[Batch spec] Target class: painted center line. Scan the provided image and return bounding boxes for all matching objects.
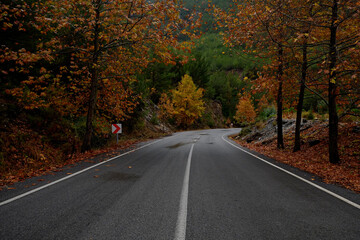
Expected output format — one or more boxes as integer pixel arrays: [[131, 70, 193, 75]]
[[174, 143, 194, 240]]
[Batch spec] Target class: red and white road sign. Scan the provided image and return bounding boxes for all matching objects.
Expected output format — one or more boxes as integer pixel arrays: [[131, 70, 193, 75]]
[[112, 124, 122, 134]]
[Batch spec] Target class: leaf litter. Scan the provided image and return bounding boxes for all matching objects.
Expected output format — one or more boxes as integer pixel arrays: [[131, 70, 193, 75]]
[[232, 122, 360, 192]]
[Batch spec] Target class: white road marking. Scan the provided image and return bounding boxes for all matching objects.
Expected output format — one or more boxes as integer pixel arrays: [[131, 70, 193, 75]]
[[192, 136, 200, 143], [0, 139, 163, 207], [222, 134, 360, 210], [174, 144, 194, 240]]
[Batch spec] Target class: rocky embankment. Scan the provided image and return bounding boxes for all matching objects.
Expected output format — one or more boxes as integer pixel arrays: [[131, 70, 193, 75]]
[[235, 118, 325, 146]]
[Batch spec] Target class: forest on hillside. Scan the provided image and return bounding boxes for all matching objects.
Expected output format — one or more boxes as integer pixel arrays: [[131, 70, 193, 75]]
[[0, 0, 359, 183]]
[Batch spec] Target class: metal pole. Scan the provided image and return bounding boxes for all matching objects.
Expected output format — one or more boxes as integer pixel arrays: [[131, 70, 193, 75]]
[[117, 133, 119, 144]]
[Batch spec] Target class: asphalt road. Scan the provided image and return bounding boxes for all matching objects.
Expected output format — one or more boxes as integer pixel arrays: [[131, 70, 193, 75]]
[[0, 129, 359, 239]]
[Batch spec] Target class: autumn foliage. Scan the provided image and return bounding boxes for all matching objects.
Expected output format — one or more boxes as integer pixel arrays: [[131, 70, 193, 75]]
[[213, 0, 360, 163], [160, 74, 205, 127], [234, 96, 256, 125], [1, 0, 199, 150], [0, 0, 201, 183], [0, 0, 359, 188]]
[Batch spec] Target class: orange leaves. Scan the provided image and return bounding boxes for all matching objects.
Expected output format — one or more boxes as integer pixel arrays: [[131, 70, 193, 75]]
[[159, 93, 175, 121], [234, 96, 256, 124], [40, 0, 189, 131]]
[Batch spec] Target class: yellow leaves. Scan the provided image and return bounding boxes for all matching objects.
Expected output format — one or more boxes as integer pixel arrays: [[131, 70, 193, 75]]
[[160, 75, 205, 127]]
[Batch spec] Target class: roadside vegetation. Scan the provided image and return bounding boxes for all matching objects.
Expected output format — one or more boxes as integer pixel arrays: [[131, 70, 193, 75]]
[[1, 0, 359, 191], [213, 0, 359, 191]]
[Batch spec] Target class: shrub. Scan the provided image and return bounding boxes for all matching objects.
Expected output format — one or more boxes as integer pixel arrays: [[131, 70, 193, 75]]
[[258, 106, 276, 121], [320, 114, 329, 122], [239, 126, 252, 137], [303, 111, 315, 120], [255, 121, 266, 130], [150, 114, 159, 125]]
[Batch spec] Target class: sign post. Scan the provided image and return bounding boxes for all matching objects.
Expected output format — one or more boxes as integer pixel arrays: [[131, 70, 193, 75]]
[[112, 123, 122, 144]]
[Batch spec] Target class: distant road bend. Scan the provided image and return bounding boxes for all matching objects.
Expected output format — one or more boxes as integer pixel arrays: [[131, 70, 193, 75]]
[[0, 129, 359, 239]]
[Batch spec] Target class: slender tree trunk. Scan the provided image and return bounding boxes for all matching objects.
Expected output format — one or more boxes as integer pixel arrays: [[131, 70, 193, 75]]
[[82, 2, 101, 152], [328, 0, 340, 164], [294, 37, 308, 152], [277, 45, 284, 149]]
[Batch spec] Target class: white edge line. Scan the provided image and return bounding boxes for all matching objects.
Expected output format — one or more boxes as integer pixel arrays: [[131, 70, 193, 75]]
[[174, 143, 194, 240], [222, 134, 360, 210], [0, 139, 163, 207]]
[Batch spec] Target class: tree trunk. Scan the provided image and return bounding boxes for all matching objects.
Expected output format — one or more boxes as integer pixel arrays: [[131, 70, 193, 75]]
[[82, 2, 101, 152], [277, 46, 284, 149], [328, 0, 340, 164], [294, 37, 308, 152], [82, 65, 99, 152]]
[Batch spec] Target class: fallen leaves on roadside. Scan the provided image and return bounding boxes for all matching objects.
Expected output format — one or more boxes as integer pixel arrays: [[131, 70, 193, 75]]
[[232, 122, 360, 193], [0, 137, 147, 188]]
